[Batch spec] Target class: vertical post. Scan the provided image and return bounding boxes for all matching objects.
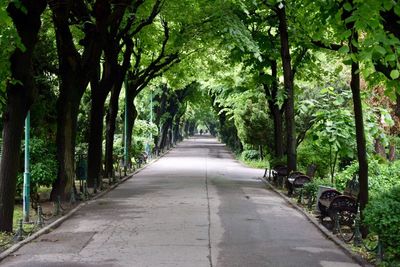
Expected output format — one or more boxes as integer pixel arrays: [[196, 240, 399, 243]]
[[124, 76, 128, 175], [148, 90, 153, 159], [23, 111, 30, 223]]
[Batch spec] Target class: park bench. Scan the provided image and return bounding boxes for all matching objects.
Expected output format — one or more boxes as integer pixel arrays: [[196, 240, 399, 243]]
[[263, 164, 283, 180], [135, 152, 148, 168], [270, 165, 288, 187], [287, 172, 311, 196], [318, 178, 359, 230]]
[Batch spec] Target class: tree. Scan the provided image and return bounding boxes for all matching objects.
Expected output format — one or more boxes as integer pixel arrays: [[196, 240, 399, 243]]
[[0, 0, 47, 232], [122, 18, 179, 170], [48, 0, 112, 200], [103, 0, 164, 180]]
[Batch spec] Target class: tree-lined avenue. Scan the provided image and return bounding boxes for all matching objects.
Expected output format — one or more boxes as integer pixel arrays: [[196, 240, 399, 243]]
[[1, 136, 359, 267]]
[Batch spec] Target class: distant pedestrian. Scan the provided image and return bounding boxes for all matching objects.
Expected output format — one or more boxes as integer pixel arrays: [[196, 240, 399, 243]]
[[200, 129, 203, 135]]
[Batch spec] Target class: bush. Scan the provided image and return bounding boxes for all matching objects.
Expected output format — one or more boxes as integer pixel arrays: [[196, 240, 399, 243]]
[[17, 137, 57, 196], [303, 178, 334, 198], [297, 139, 330, 178], [335, 159, 400, 197], [241, 150, 260, 161], [364, 185, 400, 262]]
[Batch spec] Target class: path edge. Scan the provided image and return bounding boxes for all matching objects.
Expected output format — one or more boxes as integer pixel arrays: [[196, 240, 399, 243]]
[[0, 147, 172, 262], [259, 177, 373, 267]]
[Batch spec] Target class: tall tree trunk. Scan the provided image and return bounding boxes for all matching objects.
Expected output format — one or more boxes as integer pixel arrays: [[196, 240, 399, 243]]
[[153, 85, 168, 154], [0, 1, 46, 232], [87, 57, 117, 187], [173, 116, 182, 144], [158, 119, 173, 151], [342, 3, 368, 234], [51, 90, 82, 200], [388, 144, 396, 161], [87, 85, 108, 187], [264, 60, 284, 158], [351, 52, 368, 224], [125, 87, 138, 166], [277, 3, 296, 171], [104, 70, 125, 178], [374, 139, 386, 159], [49, 17, 88, 200]]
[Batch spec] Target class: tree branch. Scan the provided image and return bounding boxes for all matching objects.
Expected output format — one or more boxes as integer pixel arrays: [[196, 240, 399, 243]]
[[311, 40, 342, 51]]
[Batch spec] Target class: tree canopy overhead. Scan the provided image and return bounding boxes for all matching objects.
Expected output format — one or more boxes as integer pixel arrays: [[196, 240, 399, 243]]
[[0, 1, 400, 260]]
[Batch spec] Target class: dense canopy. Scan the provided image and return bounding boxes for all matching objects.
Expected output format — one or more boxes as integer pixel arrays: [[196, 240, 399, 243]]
[[0, 0, 400, 263]]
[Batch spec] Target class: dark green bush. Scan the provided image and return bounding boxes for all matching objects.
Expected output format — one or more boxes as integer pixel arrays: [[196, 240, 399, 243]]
[[303, 178, 334, 200], [241, 150, 260, 161], [335, 159, 400, 196], [17, 137, 57, 196], [364, 185, 400, 262], [297, 139, 330, 178]]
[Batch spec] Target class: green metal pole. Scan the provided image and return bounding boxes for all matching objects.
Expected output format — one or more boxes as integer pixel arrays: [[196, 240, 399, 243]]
[[23, 111, 30, 222], [124, 76, 128, 175]]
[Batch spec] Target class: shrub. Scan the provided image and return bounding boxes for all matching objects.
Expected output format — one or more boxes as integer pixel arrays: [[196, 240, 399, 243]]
[[241, 150, 260, 161], [297, 139, 330, 178], [364, 185, 400, 262], [17, 137, 57, 196], [303, 178, 334, 200], [335, 159, 400, 197]]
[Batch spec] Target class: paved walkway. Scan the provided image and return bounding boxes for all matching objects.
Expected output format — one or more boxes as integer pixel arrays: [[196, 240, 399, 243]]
[[1, 136, 360, 267]]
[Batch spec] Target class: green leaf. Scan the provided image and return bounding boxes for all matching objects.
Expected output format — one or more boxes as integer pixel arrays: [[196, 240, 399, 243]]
[[343, 59, 353, 65], [385, 54, 396, 62], [390, 69, 399, 80], [343, 3, 352, 11], [338, 46, 349, 54], [374, 45, 387, 56], [395, 4, 400, 16], [383, 0, 393, 10]]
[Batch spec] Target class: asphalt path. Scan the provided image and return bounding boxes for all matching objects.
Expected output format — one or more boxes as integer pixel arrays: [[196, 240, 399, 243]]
[[1, 136, 360, 267]]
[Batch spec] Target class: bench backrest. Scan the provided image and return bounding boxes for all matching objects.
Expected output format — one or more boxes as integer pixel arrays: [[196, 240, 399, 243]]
[[275, 166, 288, 176], [288, 171, 304, 179], [293, 175, 311, 187], [306, 163, 317, 178], [343, 177, 359, 199]]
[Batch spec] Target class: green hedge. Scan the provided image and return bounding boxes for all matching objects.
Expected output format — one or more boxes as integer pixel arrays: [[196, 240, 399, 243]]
[[241, 150, 260, 161], [364, 185, 400, 262]]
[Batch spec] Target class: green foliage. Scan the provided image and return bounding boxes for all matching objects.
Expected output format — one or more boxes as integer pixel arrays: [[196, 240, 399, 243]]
[[17, 137, 57, 195], [132, 119, 158, 156], [0, 3, 21, 108], [297, 139, 330, 178], [235, 92, 272, 147], [335, 159, 400, 196], [308, 87, 356, 180], [241, 149, 260, 161], [364, 185, 400, 262], [303, 178, 334, 200], [239, 150, 270, 169]]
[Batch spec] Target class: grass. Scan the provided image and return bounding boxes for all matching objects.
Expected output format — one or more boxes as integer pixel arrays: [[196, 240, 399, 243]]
[[239, 158, 269, 169], [0, 205, 38, 249]]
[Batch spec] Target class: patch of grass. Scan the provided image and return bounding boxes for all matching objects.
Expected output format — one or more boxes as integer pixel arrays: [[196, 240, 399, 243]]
[[0, 205, 38, 249], [240, 158, 269, 169]]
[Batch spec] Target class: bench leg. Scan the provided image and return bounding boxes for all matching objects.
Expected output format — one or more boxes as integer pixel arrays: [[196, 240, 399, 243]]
[[333, 212, 340, 234]]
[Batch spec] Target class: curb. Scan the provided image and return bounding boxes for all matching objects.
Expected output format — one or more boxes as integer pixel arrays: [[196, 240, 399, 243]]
[[259, 177, 373, 267], [0, 147, 173, 262]]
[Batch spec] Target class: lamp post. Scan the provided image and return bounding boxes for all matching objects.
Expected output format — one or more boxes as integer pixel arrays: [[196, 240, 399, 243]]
[[23, 111, 30, 222]]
